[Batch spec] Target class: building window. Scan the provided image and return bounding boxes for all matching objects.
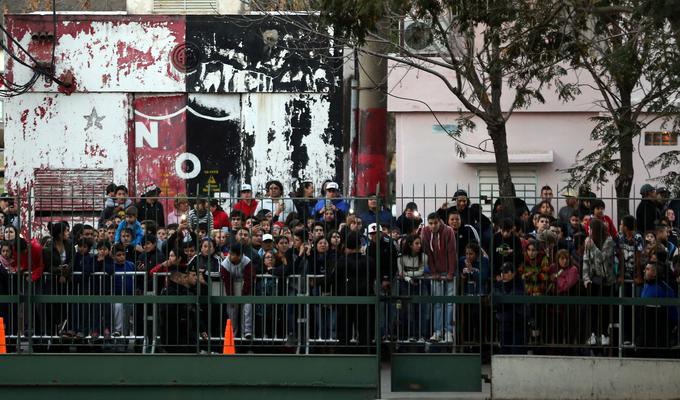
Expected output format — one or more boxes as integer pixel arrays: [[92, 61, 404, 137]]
[[645, 131, 678, 146], [478, 169, 537, 217], [153, 0, 218, 14]]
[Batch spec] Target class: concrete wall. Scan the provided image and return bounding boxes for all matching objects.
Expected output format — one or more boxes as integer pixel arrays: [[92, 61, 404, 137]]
[[492, 355, 680, 400]]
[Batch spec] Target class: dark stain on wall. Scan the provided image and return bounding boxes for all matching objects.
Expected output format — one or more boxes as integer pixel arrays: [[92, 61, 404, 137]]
[[186, 15, 342, 93]]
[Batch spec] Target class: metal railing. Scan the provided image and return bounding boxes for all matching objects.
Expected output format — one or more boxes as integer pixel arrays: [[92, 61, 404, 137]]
[[0, 188, 678, 359]]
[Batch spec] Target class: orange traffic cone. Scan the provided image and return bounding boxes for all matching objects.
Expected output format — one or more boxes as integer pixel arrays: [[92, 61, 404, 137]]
[[223, 319, 235, 355], [0, 317, 6, 354]]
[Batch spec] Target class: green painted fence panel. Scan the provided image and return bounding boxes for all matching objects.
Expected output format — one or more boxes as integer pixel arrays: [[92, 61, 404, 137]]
[[0, 354, 377, 400], [391, 353, 481, 392]]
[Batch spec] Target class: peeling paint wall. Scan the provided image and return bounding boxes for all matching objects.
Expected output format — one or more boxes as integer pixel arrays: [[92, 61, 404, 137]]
[[242, 93, 338, 193], [6, 15, 185, 93], [4, 93, 129, 188], [4, 14, 344, 203], [187, 15, 340, 94]]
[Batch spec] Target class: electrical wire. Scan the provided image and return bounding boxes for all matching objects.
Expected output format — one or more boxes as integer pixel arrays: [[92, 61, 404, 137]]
[[0, 1, 71, 91]]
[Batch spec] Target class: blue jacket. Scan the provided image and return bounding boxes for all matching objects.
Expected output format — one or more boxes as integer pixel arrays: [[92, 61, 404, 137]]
[[107, 261, 135, 295], [313, 197, 350, 219], [642, 280, 678, 322], [359, 209, 395, 227], [114, 220, 144, 246]]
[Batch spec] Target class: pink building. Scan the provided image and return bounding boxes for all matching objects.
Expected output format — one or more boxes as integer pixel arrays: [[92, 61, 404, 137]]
[[387, 61, 678, 215]]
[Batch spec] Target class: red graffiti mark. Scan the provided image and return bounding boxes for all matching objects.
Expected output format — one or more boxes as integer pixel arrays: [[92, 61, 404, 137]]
[[102, 73, 111, 85], [35, 106, 46, 119], [20, 110, 29, 127], [117, 41, 156, 74], [84, 143, 108, 158]]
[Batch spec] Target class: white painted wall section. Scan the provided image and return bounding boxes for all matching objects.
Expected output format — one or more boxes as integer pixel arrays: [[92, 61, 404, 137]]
[[492, 355, 680, 400], [4, 93, 129, 188], [242, 93, 336, 192]]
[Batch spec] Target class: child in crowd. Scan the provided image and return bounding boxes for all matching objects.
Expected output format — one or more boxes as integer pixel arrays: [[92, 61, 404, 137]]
[[188, 197, 214, 233], [115, 206, 144, 247], [494, 263, 526, 354], [108, 244, 135, 337], [519, 239, 550, 296], [0, 241, 13, 272]]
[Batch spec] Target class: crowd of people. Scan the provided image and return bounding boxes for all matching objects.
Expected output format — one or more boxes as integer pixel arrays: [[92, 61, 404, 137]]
[[0, 179, 678, 355]]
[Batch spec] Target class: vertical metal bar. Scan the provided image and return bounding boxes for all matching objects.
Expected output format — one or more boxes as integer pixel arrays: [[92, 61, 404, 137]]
[[25, 187, 34, 353], [374, 185, 381, 400]]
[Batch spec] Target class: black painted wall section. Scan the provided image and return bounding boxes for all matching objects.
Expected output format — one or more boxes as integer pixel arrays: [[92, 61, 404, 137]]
[[186, 96, 242, 196], [186, 15, 342, 93], [182, 15, 344, 194]]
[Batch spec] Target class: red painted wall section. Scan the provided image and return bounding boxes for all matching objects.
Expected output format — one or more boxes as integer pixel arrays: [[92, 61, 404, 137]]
[[355, 108, 387, 197], [5, 15, 185, 93], [133, 95, 187, 216]]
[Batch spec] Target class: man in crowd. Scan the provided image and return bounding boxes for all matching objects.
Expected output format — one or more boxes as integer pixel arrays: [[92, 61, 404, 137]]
[[636, 184, 660, 234], [531, 185, 554, 215], [420, 212, 457, 343], [136, 184, 165, 228]]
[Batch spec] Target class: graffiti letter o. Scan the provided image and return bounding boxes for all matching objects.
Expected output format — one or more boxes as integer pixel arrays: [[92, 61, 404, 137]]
[[175, 152, 201, 179]]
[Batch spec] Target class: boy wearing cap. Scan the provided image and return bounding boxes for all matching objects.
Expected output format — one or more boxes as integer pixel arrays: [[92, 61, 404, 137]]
[[312, 181, 349, 221], [557, 188, 579, 225], [232, 184, 259, 218], [636, 184, 660, 234], [258, 233, 275, 258], [256, 180, 296, 223], [494, 262, 526, 353], [136, 184, 165, 228]]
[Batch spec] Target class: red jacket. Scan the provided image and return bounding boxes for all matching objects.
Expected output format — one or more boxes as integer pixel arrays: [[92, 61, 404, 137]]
[[12, 238, 44, 282], [232, 199, 258, 218], [220, 259, 255, 296], [212, 209, 230, 229], [584, 214, 618, 238], [420, 223, 457, 275]]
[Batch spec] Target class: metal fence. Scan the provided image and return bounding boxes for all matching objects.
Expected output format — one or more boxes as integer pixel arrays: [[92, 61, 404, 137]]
[[0, 187, 678, 359]]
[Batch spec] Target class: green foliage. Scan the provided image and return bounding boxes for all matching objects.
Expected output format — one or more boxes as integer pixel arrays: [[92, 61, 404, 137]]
[[647, 150, 680, 196], [559, 0, 680, 196]]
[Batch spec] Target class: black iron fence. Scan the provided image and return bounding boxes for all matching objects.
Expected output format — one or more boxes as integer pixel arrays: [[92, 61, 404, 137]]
[[0, 188, 678, 358]]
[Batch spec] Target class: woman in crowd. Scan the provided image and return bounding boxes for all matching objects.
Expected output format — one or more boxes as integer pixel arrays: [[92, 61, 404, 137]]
[[582, 218, 616, 347], [167, 194, 190, 226]]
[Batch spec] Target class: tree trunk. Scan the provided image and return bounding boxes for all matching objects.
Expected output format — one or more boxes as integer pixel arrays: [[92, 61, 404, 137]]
[[615, 123, 634, 221], [488, 121, 517, 217], [615, 87, 635, 221]]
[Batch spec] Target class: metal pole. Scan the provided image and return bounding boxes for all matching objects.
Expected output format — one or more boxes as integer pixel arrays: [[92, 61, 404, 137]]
[[25, 187, 34, 353], [375, 186, 382, 399]]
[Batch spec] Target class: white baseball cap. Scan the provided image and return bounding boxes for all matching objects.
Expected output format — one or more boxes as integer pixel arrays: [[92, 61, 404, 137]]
[[262, 233, 274, 242], [367, 223, 380, 234], [240, 184, 252, 192], [326, 182, 339, 190]]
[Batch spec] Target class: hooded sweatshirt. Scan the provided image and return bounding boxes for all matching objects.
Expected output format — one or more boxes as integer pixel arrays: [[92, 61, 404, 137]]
[[420, 223, 457, 275]]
